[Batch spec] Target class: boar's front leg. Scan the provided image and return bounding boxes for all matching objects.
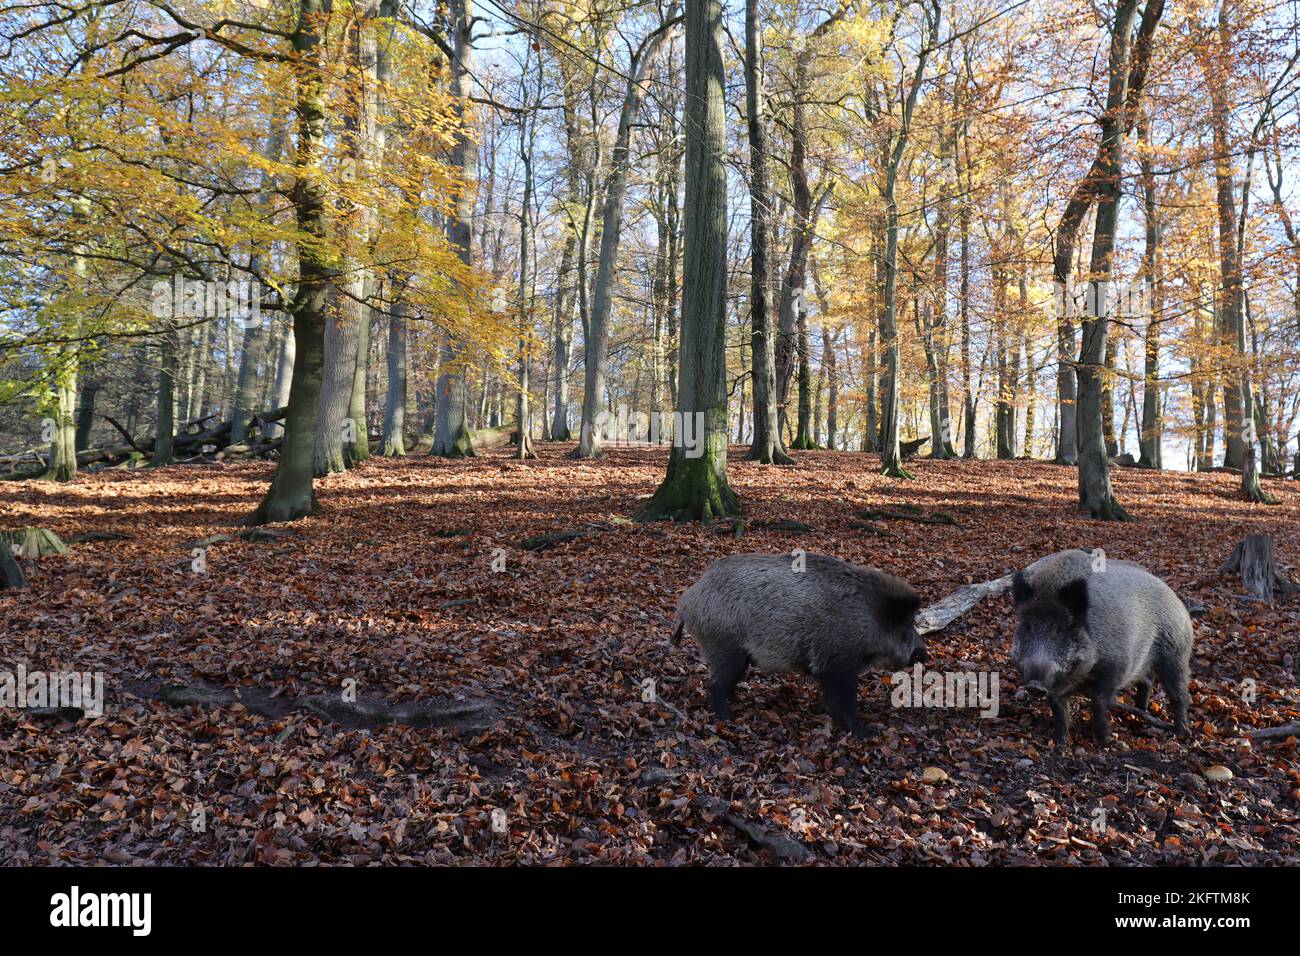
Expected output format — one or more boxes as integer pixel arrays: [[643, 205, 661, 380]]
[[1048, 695, 1070, 747], [1090, 680, 1123, 745], [817, 666, 868, 738], [707, 649, 749, 721]]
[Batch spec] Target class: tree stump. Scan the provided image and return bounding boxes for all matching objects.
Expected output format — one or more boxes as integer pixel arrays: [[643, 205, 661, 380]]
[[0, 528, 67, 558], [1219, 534, 1295, 601], [0, 542, 25, 589]]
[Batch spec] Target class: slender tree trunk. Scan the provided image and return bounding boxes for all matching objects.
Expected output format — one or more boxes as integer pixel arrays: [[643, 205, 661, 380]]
[[1201, 6, 1271, 500], [879, 2, 937, 478], [573, 13, 678, 458], [1137, 111, 1163, 468], [744, 0, 777, 464], [269, 314, 295, 439], [431, 0, 476, 458], [1076, 0, 1142, 521], [346, 285, 372, 466]]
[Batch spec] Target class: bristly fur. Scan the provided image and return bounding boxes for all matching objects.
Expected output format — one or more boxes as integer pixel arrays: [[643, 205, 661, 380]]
[[1056, 578, 1089, 620], [1013, 549, 1195, 743], [1012, 570, 1034, 607], [873, 575, 922, 631], [672, 552, 928, 735]]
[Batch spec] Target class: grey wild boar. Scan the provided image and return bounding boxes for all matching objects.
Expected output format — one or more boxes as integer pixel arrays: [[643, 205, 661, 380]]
[[671, 553, 926, 737], [1011, 549, 1194, 746]]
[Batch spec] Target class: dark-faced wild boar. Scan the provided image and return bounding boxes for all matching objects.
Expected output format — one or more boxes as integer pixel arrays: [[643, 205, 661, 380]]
[[1011, 549, 1194, 746], [671, 553, 926, 737]]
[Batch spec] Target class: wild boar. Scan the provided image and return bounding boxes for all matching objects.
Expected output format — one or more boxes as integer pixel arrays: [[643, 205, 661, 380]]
[[671, 553, 926, 737], [1011, 549, 1194, 745]]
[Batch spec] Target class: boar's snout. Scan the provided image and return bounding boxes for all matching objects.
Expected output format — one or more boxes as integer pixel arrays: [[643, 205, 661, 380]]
[[1023, 682, 1048, 698], [909, 646, 928, 665]]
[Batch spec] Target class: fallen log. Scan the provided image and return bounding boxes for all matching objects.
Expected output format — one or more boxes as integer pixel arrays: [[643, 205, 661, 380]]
[[1219, 534, 1295, 601], [76, 444, 137, 467], [102, 416, 151, 455], [66, 531, 132, 544], [854, 504, 959, 527], [1246, 722, 1300, 743], [915, 575, 1013, 635], [220, 436, 283, 459], [1112, 702, 1175, 732], [900, 436, 930, 458]]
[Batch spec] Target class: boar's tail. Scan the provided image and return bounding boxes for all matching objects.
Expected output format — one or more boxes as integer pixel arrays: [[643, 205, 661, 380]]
[[670, 620, 684, 646]]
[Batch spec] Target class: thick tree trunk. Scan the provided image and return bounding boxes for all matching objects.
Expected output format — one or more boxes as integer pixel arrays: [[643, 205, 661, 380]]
[[248, 0, 333, 525], [639, 0, 738, 522], [314, 289, 362, 476], [74, 379, 99, 454], [45, 349, 78, 481], [151, 326, 178, 467]]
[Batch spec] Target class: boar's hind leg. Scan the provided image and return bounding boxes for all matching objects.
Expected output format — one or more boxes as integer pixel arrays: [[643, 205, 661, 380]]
[[1048, 695, 1070, 747], [708, 650, 749, 721], [1155, 648, 1191, 738], [817, 667, 868, 738]]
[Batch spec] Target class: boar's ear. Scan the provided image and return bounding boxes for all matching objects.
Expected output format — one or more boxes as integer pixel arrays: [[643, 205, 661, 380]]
[[878, 587, 922, 631], [1011, 571, 1033, 608], [1057, 578, 1089, 622]]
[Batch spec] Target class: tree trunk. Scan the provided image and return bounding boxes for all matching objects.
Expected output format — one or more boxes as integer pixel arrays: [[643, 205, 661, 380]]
[[1137, 111, 1162, 469], [1201, 6, 1270, 501], [431, 0, 476, 458], [744, 0, 777, 465], [381, 297, 408, 456], [269, 314, 294, 440], [879, 3, 937, 478], [247, 0, 332, 525], [639, 0, 738, 522], [1076, 0, 1142, 521], [572, 12, 677, 458], [74, 378, 99, 454], [151, 326, 178, 467]]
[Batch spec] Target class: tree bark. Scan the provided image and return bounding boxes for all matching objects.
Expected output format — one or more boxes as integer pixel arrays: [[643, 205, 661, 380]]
[[150, 326, 178, 467], [744, 0, 778, 464], [431, 0, 476, 458], [248, 0, 333, 525], [572, 12, 678, 458], [1076, 0, 1143, 521], [638, 0, 738, 522]]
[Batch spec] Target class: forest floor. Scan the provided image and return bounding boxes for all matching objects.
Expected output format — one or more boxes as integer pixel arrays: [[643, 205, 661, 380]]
[[1, 445, 1298, 865]]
